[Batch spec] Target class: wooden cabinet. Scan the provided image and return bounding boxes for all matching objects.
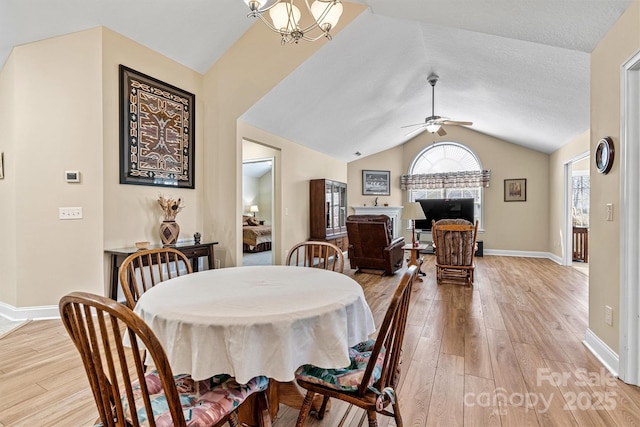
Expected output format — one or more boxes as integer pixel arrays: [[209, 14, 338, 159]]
[[310, 179, 349, 251]]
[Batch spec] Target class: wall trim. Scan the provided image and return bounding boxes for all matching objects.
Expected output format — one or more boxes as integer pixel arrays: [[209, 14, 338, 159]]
[[483, 249, 559, 262], [619, 48, 640, 385], [0, 301, 60, 321], [583, 328, 620, 377]]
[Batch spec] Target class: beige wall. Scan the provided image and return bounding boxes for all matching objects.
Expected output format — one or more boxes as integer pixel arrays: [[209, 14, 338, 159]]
[[0, 48, 16, 304], [1, 29, 105, 306], [548, 130, 590, 259], [349, 126, 551, 252], [0, 2, 366, 309], [348, 146, 405, 210], [0, 28, 206, 306], [589, 1, 640, 353], [101, 28, 204, 251], [201, 3, 366, 269], [240, 124, 347, 264]]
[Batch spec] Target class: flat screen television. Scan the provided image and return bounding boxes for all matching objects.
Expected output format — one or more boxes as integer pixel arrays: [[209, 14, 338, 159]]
[[414, 198, 475, 231]]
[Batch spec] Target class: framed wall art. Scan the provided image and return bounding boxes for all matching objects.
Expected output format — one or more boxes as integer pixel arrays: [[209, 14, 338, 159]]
[[119, 65, 195, 188], [0, 152, 4, 179], [362, 170, 390, 196], [504, 178, 527, 202]]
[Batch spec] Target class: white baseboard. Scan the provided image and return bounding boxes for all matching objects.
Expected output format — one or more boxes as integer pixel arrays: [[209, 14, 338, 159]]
[[483, 249, 557, 261], [583, 328, 619, 377], [0, 301, 60, 321]]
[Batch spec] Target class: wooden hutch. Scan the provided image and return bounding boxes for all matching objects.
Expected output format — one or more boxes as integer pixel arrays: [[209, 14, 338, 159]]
[[309, 179, 348, 251]]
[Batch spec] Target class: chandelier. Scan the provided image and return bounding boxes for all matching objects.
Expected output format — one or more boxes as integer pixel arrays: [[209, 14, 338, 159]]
[[243, 0, 344, 44]]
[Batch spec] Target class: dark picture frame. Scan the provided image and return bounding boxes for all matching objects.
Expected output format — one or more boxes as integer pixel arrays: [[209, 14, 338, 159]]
[[362, 170, 391, 196], [119, 65, 195, 188], [504, 178, 527, 202], [0, 152, 4, 179]]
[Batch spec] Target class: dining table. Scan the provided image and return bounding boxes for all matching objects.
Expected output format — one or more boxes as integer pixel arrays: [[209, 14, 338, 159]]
[[133, 265, 376, 424]]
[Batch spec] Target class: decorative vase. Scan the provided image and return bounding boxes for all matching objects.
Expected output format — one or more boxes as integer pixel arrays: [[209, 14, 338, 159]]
[[160, 220, 180, 245]]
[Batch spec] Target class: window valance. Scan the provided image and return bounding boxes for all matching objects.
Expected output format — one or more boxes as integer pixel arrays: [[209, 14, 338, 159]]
[[400, 170, 491, 190]]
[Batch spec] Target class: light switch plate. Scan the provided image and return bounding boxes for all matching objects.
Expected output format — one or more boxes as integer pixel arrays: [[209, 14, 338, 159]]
[[59, 207, 83, 219]]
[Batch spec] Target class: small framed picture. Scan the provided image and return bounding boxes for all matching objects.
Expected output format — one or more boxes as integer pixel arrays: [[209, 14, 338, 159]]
[[504, 178, 526, 202], [0, 152, 4, 179], [362, 170, 390, 196]]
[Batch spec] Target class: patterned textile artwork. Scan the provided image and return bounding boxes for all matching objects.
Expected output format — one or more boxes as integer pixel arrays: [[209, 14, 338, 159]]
[[119, 65, 195, 188]]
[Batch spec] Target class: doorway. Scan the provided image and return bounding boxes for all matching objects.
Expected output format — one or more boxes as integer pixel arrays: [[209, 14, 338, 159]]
[[571, 155, 590, 276], [563, 151, 590, 271], [242, 141, 277, 266], [619, 49, 640, 385]]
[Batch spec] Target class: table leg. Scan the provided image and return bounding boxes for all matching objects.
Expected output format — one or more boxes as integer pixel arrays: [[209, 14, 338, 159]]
[[238, 380, 329, 425], [237, 386, 274, 427], [408, 249, 423, 282], [277, 381, 330, 414], [110, 255, 120, 300]]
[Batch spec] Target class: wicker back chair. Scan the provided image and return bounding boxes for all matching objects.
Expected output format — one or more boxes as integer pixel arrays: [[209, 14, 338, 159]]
[[431, 219, 479, 286]]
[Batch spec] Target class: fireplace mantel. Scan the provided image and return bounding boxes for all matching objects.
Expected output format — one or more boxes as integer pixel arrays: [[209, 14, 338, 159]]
[[350, 206, 404, 239]]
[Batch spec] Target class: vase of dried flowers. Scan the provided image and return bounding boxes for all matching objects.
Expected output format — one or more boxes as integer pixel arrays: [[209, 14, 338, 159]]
[[158, 194, 184, 245]]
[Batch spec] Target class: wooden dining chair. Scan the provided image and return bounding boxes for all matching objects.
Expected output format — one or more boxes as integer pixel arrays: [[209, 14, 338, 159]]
[[119, 247, 193, 307], [431, 219, 479, 286], [294, 265, 417, 426], [59, 291, 270, 427], [285, 241, 345, 273]]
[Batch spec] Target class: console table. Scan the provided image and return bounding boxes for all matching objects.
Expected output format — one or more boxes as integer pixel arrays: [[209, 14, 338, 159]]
[[105, 241, 218, 300]]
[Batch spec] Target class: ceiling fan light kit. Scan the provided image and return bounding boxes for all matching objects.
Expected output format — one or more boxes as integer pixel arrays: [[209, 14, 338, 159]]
[[402, 73, 473, 137], [243, 0, 343, 44]]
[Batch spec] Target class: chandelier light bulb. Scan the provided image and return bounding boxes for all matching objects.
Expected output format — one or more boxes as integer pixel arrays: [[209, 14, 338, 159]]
[[269, 2, 301, 32], [310, 0, 343, 31]]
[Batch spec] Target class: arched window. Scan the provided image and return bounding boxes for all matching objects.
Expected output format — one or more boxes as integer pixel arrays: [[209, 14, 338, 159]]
[[407, 142, 486, 229]]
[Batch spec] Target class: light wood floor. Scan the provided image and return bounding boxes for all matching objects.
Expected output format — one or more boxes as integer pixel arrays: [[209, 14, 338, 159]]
[[2, 256, 640, 426]]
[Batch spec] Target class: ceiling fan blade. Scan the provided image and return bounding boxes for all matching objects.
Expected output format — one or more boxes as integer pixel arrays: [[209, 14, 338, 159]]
[[437, 127, 447, 136], [442, 120, 473, 126], [404, 126, 426, 137], [401, 123, 427, 129]]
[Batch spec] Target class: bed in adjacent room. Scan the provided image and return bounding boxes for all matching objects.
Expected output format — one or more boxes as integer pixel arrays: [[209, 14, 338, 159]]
[[242, 215, 272, 253]]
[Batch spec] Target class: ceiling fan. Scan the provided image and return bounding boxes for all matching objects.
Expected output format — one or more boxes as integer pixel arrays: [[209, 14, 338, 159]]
[[402, 73, 473, 137]]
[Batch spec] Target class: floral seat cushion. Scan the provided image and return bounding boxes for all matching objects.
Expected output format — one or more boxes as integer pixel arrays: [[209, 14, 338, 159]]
[[295, 339, 385, 391], [121, 373, 269, 427]]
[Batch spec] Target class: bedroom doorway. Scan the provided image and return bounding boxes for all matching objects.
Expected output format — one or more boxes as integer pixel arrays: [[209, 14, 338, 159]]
[[242, 143, 276, 266], [562, 151, 590, 271]]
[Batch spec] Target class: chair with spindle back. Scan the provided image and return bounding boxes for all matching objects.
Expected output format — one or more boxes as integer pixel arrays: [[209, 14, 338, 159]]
[[294, 265, 417, 426], [119, 247, 193, 307], [59, 291, 270, 427], [285, 241, 345, 273]]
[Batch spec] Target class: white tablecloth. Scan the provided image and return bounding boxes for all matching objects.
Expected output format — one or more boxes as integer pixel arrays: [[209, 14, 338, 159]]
[[134, 265, 376, 383]]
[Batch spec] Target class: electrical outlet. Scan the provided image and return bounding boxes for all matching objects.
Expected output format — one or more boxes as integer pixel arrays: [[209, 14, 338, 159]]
[[606, 203, 614, 221], [59, 207, 83, 220], [605, 305, 613, 326]]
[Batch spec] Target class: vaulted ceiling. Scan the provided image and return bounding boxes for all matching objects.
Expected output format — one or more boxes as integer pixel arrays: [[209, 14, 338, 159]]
[[1, 0, 633, 162]]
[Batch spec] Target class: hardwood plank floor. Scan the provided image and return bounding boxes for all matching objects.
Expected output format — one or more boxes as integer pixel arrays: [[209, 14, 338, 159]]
[[2, 256, 640, 426]]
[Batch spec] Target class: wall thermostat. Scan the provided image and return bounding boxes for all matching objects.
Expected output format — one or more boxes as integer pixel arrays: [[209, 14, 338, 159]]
[[65, 171, 80, 183]]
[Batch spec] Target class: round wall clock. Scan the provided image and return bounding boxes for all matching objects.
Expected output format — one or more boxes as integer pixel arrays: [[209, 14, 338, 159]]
[[595, 136, 614, 174]]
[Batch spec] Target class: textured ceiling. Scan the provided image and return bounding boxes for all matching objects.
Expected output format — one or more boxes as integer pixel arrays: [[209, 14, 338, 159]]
[[0, 0, 633, 162]]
